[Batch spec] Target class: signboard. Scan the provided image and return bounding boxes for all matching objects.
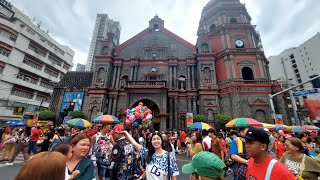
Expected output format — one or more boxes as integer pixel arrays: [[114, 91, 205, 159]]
[[13, 107, 25, 115], [186, 113, 193, 128], [0, 0, 14, 18], [60, 92, 84, 112], [292, 89, 319, 97]]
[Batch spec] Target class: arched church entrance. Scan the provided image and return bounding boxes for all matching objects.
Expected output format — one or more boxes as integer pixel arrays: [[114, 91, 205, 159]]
[[131, 99, 160, 130]]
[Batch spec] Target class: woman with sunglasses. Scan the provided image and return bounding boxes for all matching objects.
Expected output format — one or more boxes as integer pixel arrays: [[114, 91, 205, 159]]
[[122, 131, 179, 180], [279, 137, 320, 179]]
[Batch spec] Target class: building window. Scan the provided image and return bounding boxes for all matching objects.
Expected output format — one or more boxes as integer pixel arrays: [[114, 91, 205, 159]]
[[209, 24, 216, 31], [230, 18, 237, 23], [23, 56, 42, 70], [153, 24, 159, 31], [101, 46, 109, 55], [292, 64, 297, 69], [0, 47, 10, 57], [0, 66, 4, 74], [306, 52, 308, 55], [290, 54, 294, 59], [201, 43, 209, 53], [242, 67, 254, 80], [178, 75, 186, 90]]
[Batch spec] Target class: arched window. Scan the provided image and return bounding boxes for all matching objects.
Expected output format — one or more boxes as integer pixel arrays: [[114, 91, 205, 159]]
[[255, 109, 266, 122], [96, 67, 106, 83], [209, 24, 216, 31], [101, 46, 109, 55], [201, 43, 209, 53], [203, 67, 212, 83], [230, 18, 237, 23], [241, 67, 254, 80], [91, 106, 99, 121], [207, 109, 214, 121], [178, 75, 186, 90], [121, 75, 129, 89]]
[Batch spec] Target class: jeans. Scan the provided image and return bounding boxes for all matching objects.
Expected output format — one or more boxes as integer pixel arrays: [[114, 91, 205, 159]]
[[28, 141, 37, 154]]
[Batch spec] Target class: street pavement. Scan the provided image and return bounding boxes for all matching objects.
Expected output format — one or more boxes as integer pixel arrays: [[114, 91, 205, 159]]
[[0, 152, 234, 180]]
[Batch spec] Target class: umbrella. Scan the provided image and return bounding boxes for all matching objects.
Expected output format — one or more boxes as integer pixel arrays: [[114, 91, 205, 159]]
[[92, 115, 120, 124], [291, 126, 307, 133], [15, 122, 26, 127], [188, 122, 213, 130], [303, 125, 320, 131], [261, 123, 275, 129], [226, 118, 262, 128], [275, 124, 291, 131], [67, 118, 92, 128]]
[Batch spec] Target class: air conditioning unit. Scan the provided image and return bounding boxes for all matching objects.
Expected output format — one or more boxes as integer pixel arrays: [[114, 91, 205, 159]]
[[17, 75, 23, 80], [54, 47, 58, 51], [35, 49, 39, 53], [20, 24, 25, 28], [25, 77, 30, 82]]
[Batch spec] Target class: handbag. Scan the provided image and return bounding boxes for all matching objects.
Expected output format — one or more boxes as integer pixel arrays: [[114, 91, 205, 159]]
[[296, 154, 305, 180]]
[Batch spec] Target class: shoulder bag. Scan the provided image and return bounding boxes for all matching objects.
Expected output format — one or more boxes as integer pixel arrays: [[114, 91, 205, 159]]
[[296, 154, 306, 180]]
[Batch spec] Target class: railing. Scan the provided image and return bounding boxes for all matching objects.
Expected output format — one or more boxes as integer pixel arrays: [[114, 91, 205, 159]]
[[218, 79, 278, 87], [126, 81, 167, 88]]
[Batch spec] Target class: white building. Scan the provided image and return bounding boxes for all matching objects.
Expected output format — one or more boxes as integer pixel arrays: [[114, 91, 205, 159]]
[[0, 2, 74, 121], [268, 32, 320, 105], [85, 14, 120, 71]]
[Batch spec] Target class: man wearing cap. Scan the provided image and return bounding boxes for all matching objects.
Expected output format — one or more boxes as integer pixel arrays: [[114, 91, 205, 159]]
[[109, 124, 140, 180], [244, 127, 295, 180], [182, 151, 226, 180]]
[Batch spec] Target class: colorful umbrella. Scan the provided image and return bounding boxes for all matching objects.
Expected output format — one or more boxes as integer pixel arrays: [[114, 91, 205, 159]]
[[188, 122, 213, 130], [261, 123, 276, 129], [291, 126, 307, 133], [67, 118, 92, 128], [303, 125, 320, 131], [275, 124, 291, 131], [226, 118, 262, 128], [92, 115, 120, 124]]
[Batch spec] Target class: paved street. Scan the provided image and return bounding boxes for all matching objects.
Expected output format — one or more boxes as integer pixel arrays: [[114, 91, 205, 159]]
[[0, 153, 233, 179]]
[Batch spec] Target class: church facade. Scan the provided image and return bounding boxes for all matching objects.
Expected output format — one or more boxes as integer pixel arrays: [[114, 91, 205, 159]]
[[58, 0, 286, 130]]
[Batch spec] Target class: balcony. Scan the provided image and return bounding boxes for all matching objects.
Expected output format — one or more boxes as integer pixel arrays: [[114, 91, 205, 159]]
[[218, 79, 278, 88], [126, 81, 167, 88]]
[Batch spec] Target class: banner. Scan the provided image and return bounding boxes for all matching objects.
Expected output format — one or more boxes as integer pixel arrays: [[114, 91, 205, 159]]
[[186, 113, 193, 128], [60, 92, 84, 112]]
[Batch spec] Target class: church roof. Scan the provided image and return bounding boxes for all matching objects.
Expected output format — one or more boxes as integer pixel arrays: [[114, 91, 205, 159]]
[[114, 27, 197, 55], [55, 71, 93, 89]]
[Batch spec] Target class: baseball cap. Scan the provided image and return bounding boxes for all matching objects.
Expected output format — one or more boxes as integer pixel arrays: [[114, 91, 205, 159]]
[[109, 124, 125, 135], [243, 127, 270, 145], [182, 151, 226, 178]]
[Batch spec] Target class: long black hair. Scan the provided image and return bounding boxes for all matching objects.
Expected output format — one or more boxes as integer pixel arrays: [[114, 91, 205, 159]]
[[146, 132, 164, 164]]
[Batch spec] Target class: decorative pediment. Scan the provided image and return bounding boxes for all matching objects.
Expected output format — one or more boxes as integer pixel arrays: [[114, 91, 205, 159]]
[[237, 60, 253, 65]]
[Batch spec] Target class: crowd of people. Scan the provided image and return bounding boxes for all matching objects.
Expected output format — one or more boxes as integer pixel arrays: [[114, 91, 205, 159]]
[[0, 123, 320, 180]]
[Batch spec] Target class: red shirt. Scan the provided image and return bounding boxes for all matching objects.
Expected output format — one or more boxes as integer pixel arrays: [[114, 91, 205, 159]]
[[179, 131, 187, 143], [31, 128, 42, 141], [247, 155, 295, 180], [276, 141, 286, 160]]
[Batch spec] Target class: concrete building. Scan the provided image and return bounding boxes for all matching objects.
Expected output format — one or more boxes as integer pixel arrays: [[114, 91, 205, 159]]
[[85, 14, 120, 71], [76, 63, 85, 71], [0, 2, 74, 121], [51, 0, 285, 130], [268, 33, 320, 123]]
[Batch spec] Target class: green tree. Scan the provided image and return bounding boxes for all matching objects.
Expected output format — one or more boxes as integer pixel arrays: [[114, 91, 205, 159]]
[[216, 114, 232, 130], [193, 114, 207, 123], [68, 110, 86, 119], [38, 109, 56, 120]]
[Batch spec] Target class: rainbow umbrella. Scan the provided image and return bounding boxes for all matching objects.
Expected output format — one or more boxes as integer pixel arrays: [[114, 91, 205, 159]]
[[261, 123, 276, 129], [226, 118, 262, 128], [92, 115, 120, 124], [303, 125, 320, 131], [291, 126, 307, 133], [67, 118, 92, 128], [275, 124, 291, 131], [188, 122, 212, 130]]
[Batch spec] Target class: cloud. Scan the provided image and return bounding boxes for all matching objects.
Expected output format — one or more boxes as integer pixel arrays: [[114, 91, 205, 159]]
[[10, 0, 320, 70]]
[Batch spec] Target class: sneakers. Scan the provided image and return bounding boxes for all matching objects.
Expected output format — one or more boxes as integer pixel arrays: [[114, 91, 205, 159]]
[[5, 162, 13, 166]]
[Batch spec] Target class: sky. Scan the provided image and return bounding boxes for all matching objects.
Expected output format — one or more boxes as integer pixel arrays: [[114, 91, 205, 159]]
[[10, 0, 320, 70]]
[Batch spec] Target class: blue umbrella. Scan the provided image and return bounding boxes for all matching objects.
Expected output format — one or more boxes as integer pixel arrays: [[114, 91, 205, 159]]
[[13, 122, 26, 127]]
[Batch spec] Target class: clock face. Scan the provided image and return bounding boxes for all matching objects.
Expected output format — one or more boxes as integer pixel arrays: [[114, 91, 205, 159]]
[[235, 40, 244, 48]]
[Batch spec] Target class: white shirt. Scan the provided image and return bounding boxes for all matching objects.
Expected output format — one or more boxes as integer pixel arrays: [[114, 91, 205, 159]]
[[202, 136, 212, 151]]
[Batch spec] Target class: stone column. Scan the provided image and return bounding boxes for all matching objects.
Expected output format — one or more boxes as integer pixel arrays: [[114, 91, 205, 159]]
[[211, 69, 215, 84], [112, 67, 117, 88], [169, 98, 173, 129], [160, 116, 166, 131], [134, 66, 138, 81], [173, 66, 177, 89], [112, 96, 117, 115], [130, 66, 134, 80], [174, 98, 178, 129], [187, 66, 191, 89], [191, 66, 195, 88], [169, 66, 172, 89], [115, 66, 121, 89], [108, 97, 113, 114], [187, 98, 192, 112], [193, 98, 197, 114], [247, 30, 254, 48], [226, 31, 231, 48]]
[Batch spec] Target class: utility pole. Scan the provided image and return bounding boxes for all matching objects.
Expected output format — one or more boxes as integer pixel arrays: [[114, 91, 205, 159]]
[[281, 58, 299, 125]]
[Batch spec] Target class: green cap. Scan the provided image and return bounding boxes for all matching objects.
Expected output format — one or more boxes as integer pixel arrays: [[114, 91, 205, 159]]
[[182, 151, 226, 178]]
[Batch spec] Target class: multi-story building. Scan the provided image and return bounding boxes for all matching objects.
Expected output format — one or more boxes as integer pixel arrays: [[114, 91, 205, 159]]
[[268, 33, 320, 123], [85, 14, 120, 71], [76, 63, 85, 71], [0, 2, 74, 121], [51, 0, 285, 130]]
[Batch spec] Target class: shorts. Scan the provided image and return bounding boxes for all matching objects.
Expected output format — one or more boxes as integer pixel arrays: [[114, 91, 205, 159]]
[[180, 142, 186, 148], [97, 161, 110, 178]]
